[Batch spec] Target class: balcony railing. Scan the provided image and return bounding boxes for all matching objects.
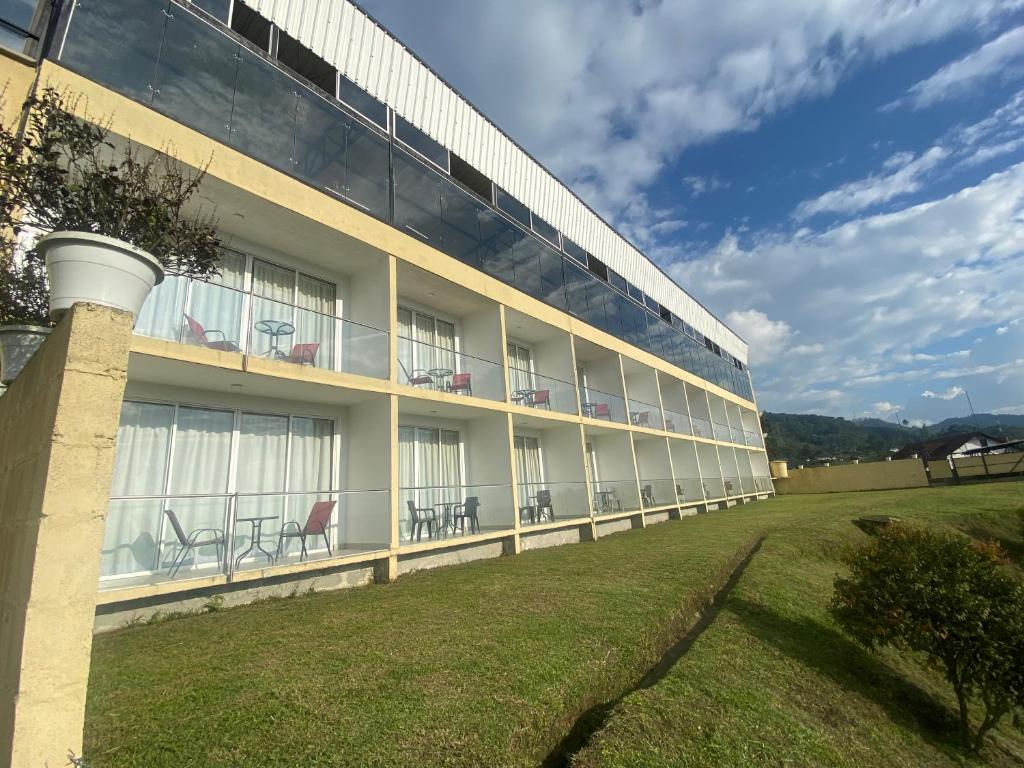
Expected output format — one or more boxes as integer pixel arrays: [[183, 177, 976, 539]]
[[399, 484, 514, 543], [628, 399, 664, 430], [591, 480, 641, 515], [515, 481, 591, 525], [397, 337, 505, 401], [753, 476, 774, 493], [100, 489, 390, 590], [745, 430, 764, 448], [508, 368, 578, 414], [639, 478, 675, 508], [690, 415, 714, 439], [674, 476, 705, 504], [135, 275, 390, 378], [723, 476, 741, 497], [712, 421, 732, 442], [701, 477, 726, 499], [663, 409, 692, 436], [579, 386, 628, 424]]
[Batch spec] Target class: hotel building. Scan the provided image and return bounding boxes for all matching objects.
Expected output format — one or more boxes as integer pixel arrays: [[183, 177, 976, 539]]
[[2, 0, 773, 625]]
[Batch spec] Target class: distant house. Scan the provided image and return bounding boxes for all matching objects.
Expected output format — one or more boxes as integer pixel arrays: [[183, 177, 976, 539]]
[[893, 431, 1005, 461]]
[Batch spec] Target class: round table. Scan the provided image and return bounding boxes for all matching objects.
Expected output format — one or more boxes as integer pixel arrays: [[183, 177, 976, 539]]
[[434, 500, 461, 536], [234, 515, 278, 567], [513, 389, 537, 406], [427, 367, 454, 391], [254, 319, 295, 359]]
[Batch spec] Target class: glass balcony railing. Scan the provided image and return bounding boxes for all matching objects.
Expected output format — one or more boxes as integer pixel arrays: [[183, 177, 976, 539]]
[[663, 409, 692, 435], [738, 476, 756, 494], [100, 489, 390, 590], [397, 337, 505, 401], [701, 477, 726, 499], [591, 480, 641, 515], [745, 430, 764, 448], [135, 275, 390, 378], [399, 484, 514, 543], [753, 476, 774, 493], [628, 399, 664, 430], [639, 478, 675, 508], [690, 416, 714, 439], [712, 421, 732, 442], [579, 387, 628, 424], [730, 426, 745, 445], [723, 477, 741, 497], [515, 481, 591, 525], [508, 368, 579, 414], [674, 477, 705, 504]]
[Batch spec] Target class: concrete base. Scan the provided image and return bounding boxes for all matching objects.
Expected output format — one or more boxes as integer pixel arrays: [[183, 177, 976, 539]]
[[644, 510, 671, 526], [595, 517, 634, 537], [520, 525, 583, 552], [397, 540, 505, 576]]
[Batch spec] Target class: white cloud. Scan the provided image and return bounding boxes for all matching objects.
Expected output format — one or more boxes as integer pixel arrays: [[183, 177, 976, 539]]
[[996, 325, 1009, 334], [992, 404, 1024, 414], [890, 25, 1024, 110], [722, 309, 791, 366], [872, 401, 902, 415], [794, 146, 948, 219], [683, 175, 730, 197], [922, 386, 966, 400]]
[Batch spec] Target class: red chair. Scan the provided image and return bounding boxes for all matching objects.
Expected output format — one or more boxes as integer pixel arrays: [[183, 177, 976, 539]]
[[530, 389, 551, 409], [275, 500, 336, 561], [183, 314, 240, 351], [398, 360, 434, 387], [288, 342, 319, 365], [448, 372, 472, 396], [632, 411, 651, 427], [665, 419, 675, 431], [593, 403, 611, 420]]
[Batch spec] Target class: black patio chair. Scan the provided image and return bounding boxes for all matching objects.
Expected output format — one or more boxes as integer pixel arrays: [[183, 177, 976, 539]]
[[452, 496, 480, 535], [535, 489, 554, 522], [407, 499, 437, 541]]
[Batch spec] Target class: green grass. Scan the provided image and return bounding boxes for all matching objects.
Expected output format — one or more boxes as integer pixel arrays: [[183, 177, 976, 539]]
[[84, 483, 1024, 767], [572, 483, 1024, 768]]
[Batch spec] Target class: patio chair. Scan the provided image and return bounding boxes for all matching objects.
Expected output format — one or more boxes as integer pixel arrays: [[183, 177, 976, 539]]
[[535, 489, 554, 522], [665, 419, 675, 431], [448, 372, 472, 396], [724, 480, 735, 496], [592, 403, 611, 420], [183, 314, 240, 352], [407, 499, 437, 542], [641, 484, 655, 507], [530, 389, 551, 409], [398, 359, 434, 388], [287, 342, 319, 365], [676, 483, 686, 502], [633, 411, 651, 427], [452, 496, 480, 535], [276, 500, 336, 562], [163, 509, 226, 578]]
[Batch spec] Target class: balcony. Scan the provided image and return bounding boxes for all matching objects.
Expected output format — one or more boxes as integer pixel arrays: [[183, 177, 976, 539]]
[[639, 478, 675, 509], [628, 399, 664, 430], [509, 368, 578, 414], [674, 476, 705, 505], [662, 409, 692, 435], [579, 386, 628, 423], [690, 415, 714, 439], [590, 480, 641, 515], [100, 489, 389, 590], [399, 484, 514, 543], [516, 481, 591, 525], [136, 275, 389, 378], [398, 337, 505, 401]]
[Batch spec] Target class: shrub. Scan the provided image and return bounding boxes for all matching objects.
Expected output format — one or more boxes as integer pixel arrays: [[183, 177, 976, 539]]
[[0, 86, 221, 326], [832, 523, 1024, 751]]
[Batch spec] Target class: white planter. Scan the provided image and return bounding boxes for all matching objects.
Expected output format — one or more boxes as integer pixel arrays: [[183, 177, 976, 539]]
[[0, 325, 51, 385], [37, 231, 164, 322]]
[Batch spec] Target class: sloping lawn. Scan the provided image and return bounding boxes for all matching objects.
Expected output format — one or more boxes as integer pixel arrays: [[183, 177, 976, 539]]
[[84, 483, 1024, 767], [572, 483, 1024, 768]]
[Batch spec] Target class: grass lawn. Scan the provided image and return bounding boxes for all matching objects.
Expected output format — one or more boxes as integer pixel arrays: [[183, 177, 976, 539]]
[[84, 483, 1024, 767], [573, 483, 1024, 768]]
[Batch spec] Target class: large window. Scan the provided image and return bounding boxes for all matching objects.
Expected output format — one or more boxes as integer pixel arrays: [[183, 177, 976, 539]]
[[507, 342, 533, 395], [104, 401, 334, 580], [398, 426, 462, 541], [513, 435, 543, 508], [397, 305, 456, 382]]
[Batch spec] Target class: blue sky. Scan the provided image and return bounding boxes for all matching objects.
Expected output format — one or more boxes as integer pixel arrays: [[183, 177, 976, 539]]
[[358, 0, 1024, 423]]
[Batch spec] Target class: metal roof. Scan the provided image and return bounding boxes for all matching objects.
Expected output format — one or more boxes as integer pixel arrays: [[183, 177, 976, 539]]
[[248, 0, 749, 363]]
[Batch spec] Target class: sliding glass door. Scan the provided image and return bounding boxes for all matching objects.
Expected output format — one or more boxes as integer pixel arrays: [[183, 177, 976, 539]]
[[398, 425, 462, 541], [397, 306, 456, 383], [513, 435, 543, 508]]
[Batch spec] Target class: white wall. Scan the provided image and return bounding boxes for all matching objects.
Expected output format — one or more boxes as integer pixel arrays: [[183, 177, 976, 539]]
[[344, 396, 392, 547], [633, 436, 672, 480]]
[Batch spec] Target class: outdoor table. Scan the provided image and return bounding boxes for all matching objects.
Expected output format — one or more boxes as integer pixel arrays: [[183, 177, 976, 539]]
[[234, 515, 278, 567], [512, 389, 537, 406], [254, 319, 295, 359], [434, 500, 461, 536], [581, 402, 596, 418], [594, 490, 617, 514], [427, 367, 454, 391]]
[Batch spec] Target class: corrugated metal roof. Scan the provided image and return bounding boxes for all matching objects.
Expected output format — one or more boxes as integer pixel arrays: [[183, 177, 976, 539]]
[[248, 0, 748, 363]]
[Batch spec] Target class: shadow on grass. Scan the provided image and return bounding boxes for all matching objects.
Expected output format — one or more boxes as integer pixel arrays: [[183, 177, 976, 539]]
[[728, 596, 964, 754]]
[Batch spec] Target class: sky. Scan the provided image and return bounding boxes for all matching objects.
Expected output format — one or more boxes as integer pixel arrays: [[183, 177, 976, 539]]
[[357, 0, 1024, 424]]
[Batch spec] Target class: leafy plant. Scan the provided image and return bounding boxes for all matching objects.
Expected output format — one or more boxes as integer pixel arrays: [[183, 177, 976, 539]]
[[832, 523, 1024, 751], [0, 86, 222, 326]]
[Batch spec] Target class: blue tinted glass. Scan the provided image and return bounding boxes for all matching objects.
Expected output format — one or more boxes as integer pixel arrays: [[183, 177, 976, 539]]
[[563, 238, 588, 265], [338, 73, 388, 129], [151, 6, 238, 144], [441, 179, 489, 268], [393, 148, 444, 246], [190, 0, 230, 22], [564, 260, 590, 317], [608, 270, 627, 292], [59, 0, 166, 103], [480, 214, 516, 283], [395, 115, 448, 170], [531, 215, 560, 247], [512, 234, 543, 299], [495, 188, 531, 229], [538, 245, 567, 309], [230, 47, 297, 173]]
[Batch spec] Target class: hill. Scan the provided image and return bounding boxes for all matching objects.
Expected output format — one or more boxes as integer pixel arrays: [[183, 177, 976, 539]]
[[762, 412, 1024, 465]]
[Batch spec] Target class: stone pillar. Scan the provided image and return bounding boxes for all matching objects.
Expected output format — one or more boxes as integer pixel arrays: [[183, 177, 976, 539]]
[[0, 304, 132, 767]]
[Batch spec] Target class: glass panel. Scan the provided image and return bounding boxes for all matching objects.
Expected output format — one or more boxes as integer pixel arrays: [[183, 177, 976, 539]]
[[531, 215, 560, 247], [394, 148, 444, 245], [343, 120, 391, 219], [230, 46, 297, 172], [495, 187, 530, 228], [395, 115, 448, 170], [135, 274, 189, 341], [111, 401, 174, 496], [190, 0, 230, 22], [562, 238, 588, 266], [169, 407, 233, 495], [59, 0, 167, 103], [338, 72, 388, 129], [152, 5, 238, 144]]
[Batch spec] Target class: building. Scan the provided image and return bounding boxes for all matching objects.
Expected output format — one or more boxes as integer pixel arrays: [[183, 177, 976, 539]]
[[2, 0, 773, 623], [892, 431, 1005, 462]]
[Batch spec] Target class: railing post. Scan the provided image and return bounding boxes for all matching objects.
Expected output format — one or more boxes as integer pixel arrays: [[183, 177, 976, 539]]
[[226, 492, 238, 582]]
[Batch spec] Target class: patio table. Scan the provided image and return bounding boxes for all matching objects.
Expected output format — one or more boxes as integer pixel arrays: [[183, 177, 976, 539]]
[[512, 389, 537, 406], [427, 367, 454, 391], [593, 490, 618, 514], [434, 500, 461, 536], [254, 319, 295, 359], [234, 515, 278, 567]]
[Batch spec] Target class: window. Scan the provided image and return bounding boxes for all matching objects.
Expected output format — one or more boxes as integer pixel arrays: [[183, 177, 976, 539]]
[[394, 115, 449, 171], [608, 269, 627, 293], [450, 153, 493, 203], [397, 306, 456, 382], [104, 401, 334, 579], [514, 435, 544, 508], [507, 342, 533, 394], [230, 1, 271, 52], [587, 254, 609, 282], [275, 28, 336, 95], [531, 215, 560, 248], [190, 0, 231, 23], [626, 282, 643, 303], [251, 258, 338, 368], [495, 187, 531, 229], [659, 305, 672, 324], [398, 425, 462, 541], [337, 73, 388, 130]]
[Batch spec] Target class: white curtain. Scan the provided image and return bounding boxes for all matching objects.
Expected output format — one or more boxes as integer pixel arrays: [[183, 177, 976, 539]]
[[296, 273, 337, 370], [251, 259, 296, 356], [514, 435, 542, 507], [103, 402, 175, 576], [398, 426, 462, 541], [398, 425, 416, 539], [288, 417, 334, 547], [397, 306, 415, 381], [508, 343, 533, 394], [187, 250, 246, 350], [234, 412, 289, 547], [135, 275, 189, 341]]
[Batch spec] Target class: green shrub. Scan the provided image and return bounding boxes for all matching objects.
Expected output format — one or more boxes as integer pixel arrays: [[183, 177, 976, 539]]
[[832, 524, 1024, 751]]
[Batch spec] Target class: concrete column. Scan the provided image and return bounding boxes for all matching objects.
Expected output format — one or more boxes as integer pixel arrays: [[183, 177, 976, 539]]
[[0, 304, 133, 767]]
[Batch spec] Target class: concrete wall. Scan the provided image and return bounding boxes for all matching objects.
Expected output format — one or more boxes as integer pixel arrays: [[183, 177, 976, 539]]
[[0, 305, 132, 767], [344, 395, 392, 546], [774, 458, 929, 494], [953, 451, 1024, 478]]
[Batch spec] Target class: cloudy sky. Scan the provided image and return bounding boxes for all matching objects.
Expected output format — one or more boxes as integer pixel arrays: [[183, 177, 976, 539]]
[[358, 0, 1024, 423]]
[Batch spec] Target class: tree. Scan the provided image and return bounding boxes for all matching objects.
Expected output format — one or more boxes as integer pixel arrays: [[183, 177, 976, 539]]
[[831, 524, 1024, 751], [0, 87, 221, 326]]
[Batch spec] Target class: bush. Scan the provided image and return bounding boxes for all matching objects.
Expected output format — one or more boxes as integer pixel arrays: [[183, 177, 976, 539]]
[[0, 86, 221, 326], [832, 523, 1024, 751]]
